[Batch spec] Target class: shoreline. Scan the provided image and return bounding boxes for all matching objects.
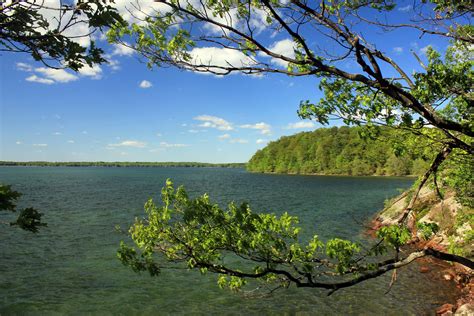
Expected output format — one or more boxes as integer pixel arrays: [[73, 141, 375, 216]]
[[0, 161, 246, 168], [248, 170, 419, 178]]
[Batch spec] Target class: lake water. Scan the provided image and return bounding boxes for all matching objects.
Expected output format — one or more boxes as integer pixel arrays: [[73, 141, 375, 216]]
[[0, 167, 460, 315]]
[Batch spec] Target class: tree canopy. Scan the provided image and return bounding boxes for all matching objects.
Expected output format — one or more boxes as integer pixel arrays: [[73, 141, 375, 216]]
[[0, 184, 46, 233], [1, 0, 123, 70], [247, 126, 433, 176]]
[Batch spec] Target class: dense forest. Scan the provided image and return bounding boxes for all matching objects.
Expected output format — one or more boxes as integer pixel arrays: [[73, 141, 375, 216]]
[[0, 161, 246, 168], [247, 126, 432, 176]]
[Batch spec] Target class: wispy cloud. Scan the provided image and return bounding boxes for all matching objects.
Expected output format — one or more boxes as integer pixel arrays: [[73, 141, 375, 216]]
[[256, 139, 268, 144], [18, 63, 102, 84], [15, 141, 22, 145], [16, 62, 33, 72], [230, 138, 248, 144], [194, 115, 233, 131], [218, 133, 231, 140], [79, 64, 102, 79], [33, 143, 48, 147], [149, 148, 164, 153], [112, 43, 135, 56], [160, 141, 189, 148], [398, 5, 411, 12], [67, 140, 75, 144], [240, 122, 271, 135], [139, 80, 153, 88], [104, 54, 120, 71], [285, 121, 315, 129], [393, 47, 404, 54], [108, 140, 147, 148], [21, 64, 78, 84], [26, 75, 55, 85]]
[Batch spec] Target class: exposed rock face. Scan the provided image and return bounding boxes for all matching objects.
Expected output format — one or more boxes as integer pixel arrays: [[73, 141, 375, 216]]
[[375, 187, 473, 314], [454, 303, 474, 315], [376, 187, 472, 255], [436, 303, 454, 315]]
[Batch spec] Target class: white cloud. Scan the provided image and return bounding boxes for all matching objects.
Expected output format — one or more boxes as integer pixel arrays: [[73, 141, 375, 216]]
[[26, 75, 55, 85], [201, 6, 269, 36], [156, 133, 163, 137], [240, 122, 271, 135], [112, 1, 170, 24], [112, 43, 134, 56], [218, 134, 231, 140], [82, 130, 88, 134], [139, 80, 153, 88], [194, 115, 233, 131], [67, 140, 75, 143], [285, 121, 315, 129], [33, 143, 48, 147], [393, 47, 404, 54], [187, 47, 257, 75], [230, 138, 248, 144], [16, 62, 33, 72], [107, 58, 121, 70], [108, 140, 147, 148], [32, 1, 92, 48], [25, 62, 95, 83], [79, 64, 102, 79], [398, 5, 411, 12], [160, 142, 189, 148], [53, 132, 62, 135], [256, 139, 268, 144], [260, 39, 296, 67], [188, 129, 200, 133], [15, 141, 22, 145], [35, 67, 78, 83]]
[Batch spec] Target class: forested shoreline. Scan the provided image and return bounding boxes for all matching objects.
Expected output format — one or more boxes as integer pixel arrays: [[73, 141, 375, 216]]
[[247, 126, 433, 176], [0, 161, 246, 168]]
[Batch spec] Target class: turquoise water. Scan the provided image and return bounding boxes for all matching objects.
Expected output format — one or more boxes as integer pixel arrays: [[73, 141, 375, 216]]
[[0, 167, 459, 315]]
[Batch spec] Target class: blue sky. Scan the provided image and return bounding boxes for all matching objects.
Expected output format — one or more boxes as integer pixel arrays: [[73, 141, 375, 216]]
[[0, 1, 449, 163]]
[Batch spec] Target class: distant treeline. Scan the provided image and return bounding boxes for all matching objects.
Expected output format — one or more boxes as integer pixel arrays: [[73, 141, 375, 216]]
[[247, 126, 433, 176], [0, 161, 246, 168]]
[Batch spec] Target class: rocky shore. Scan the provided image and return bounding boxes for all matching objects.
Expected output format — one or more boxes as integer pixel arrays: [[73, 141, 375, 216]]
[[369, 187, 473, 315]]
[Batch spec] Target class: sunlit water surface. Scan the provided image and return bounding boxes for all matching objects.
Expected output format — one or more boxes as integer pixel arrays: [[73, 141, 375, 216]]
[[0, 167, 460, 315]]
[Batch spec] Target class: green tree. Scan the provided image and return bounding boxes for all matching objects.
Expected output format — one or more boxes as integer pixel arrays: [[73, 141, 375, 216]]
[[118, 179, 473, 294], [109, 0, 473, 292], [1, 0, 123, 70], [0, 184, 46, 233]]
